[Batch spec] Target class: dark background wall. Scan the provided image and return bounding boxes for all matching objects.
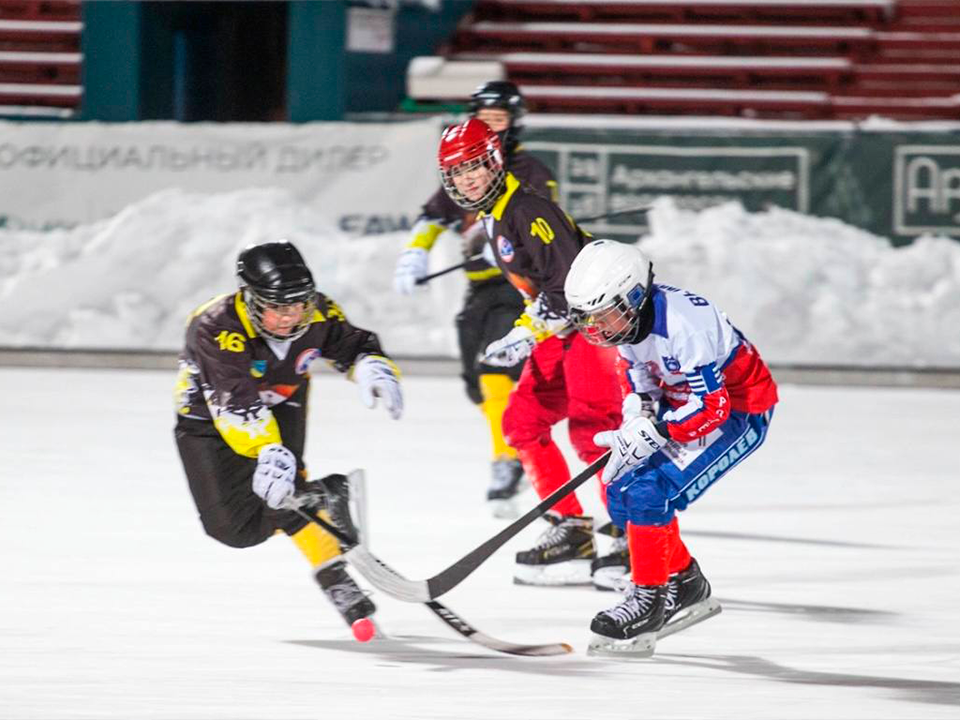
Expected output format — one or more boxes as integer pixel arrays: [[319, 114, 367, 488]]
[[80, 0, 472, 122]]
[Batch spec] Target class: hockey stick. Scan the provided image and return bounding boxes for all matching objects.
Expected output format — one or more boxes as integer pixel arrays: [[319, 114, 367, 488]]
[[414, 204, 652, 286], [288, 479, 572, 656], [337, 452, 610, 603], [415, 253, 482, 285], [575, 204, 652, 224]]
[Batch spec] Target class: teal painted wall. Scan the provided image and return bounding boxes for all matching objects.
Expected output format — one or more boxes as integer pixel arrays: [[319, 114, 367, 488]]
[[80, 3, 143, 121], [79, 0, 472, 122], [287, 1, 345, 122]]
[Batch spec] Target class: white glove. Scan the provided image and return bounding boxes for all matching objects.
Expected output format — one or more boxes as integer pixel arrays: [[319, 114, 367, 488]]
[[593, 408, 669, 484], [483, 325, 536, 367], [353, 354, 403, 419], [483, 294, 568, 367], [393, 247, 429, 295], [252, 443, 297, 509]]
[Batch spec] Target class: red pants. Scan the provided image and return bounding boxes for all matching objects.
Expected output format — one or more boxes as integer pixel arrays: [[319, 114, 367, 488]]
[[502, 334, 622, 516]]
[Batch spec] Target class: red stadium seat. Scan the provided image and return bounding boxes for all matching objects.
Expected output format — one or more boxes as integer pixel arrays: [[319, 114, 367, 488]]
[[427, 0, 960, 120], [0, 11, 81, 116]]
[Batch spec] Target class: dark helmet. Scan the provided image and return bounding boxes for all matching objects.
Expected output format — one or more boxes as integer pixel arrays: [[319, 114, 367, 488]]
[[236, 240, 316, 341], [469, 80, 526, 122], [469, 81, 526, 153]]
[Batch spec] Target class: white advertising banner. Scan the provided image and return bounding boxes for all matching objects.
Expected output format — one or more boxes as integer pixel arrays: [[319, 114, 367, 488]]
[[0, 118, 444, 235]]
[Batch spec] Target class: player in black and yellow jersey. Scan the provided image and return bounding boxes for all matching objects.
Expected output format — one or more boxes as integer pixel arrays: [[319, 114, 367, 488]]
[[174, 240, 402, 631], [394, 81, 557, 518]]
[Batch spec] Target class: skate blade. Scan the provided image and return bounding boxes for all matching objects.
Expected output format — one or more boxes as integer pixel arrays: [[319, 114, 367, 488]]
[[591, 567, 630, 592], [514, 559, 593, 587], [657, 598, 722, 640], [587, 631, 657, 659]]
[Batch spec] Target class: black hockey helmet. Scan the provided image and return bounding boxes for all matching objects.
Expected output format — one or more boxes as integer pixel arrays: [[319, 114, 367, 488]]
[[236, 240, 316, 341], [469, 80, 526, 122], [469, 81, 526, 154]]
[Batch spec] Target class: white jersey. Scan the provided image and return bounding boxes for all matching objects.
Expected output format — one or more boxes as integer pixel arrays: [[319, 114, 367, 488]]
[[618, 284, 777, 442]]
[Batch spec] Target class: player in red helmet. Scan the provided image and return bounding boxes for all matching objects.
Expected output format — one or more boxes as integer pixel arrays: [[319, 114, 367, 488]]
[[437, 118, 507, 211], [435, 118, 623, 588], [394, 82, 557, 518]]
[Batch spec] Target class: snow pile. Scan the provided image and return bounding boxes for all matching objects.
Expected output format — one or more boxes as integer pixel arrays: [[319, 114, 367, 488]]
[[643, 198, 960, 367], [0, 187, 464, 357], [1, 187, 958, 367]]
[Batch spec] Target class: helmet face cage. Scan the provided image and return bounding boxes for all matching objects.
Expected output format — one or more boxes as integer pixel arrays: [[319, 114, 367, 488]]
[[570, 265, 654, 347], [439, 146, 506, 212], [570, 293, 641, 347], [243, 284, 317, 343]]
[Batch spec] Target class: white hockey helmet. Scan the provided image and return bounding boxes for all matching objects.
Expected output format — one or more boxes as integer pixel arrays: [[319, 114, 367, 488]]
[[564, 239, 654, 346]]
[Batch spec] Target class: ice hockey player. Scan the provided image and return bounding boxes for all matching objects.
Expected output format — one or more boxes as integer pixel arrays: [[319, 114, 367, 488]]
[[563, 239, 778, 658], [394, 81, 557, 518], [436, 117, 624, 586], [173, 240, 403, 633]]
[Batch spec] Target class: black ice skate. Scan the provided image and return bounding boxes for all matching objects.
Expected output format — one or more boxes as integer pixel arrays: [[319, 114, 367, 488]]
[[487, 458, 526, 519], [514, 514, 596, 586], [315, 559, 376, 627], [659, 557, 721, 639], [587, 583, 667, 659], [591, 523, 630, 592]]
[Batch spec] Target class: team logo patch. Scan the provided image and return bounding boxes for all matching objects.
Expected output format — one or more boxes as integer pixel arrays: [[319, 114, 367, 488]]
[[662, 356, 682, 373], [295, 348, 322, 375], [250, 360, 267, 378], [497, 235, 515, 262]]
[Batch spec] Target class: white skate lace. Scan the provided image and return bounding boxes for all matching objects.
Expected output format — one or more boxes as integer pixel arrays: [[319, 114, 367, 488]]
[[490, 460, 519, 492], [531, 520, 571, 550], [663, 579, 679, 616], [602, 585, 658, 624]]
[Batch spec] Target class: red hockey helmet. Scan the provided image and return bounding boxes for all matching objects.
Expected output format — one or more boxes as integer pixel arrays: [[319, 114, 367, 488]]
[[437, 117, 506, 211]]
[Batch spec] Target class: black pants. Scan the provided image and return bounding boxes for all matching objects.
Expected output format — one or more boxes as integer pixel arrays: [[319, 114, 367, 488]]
[[174, 384, 309, 548], [456, 280, 526, 405]]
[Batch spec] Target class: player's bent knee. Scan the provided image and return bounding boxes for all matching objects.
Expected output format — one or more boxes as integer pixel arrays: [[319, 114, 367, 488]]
[[202, 523, 269, 549], [606, 493, 629, 529], [618, 475, 673, 527], [200, 511, 273, 549], [502, 408, 549, 449]]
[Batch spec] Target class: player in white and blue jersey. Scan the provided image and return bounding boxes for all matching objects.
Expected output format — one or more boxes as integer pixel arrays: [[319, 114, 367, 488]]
[[563, 239, 779, 659]]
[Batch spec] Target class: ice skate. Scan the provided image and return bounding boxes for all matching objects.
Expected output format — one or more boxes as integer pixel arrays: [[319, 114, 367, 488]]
[[591, 523, 630, 592], [514, 514, 596, 586], [487, 457, 526, 519], [315, 558, 377, 628], [659, 558, 721, 639], [587, 583, 667, 659]]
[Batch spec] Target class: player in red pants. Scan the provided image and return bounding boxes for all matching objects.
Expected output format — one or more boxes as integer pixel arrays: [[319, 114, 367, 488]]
[[435, 118, 622, 586], [501, 334, 622, 585]]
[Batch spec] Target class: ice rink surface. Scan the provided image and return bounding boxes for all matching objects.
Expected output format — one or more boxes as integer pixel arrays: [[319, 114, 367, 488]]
[[2, 367, 959, 720]]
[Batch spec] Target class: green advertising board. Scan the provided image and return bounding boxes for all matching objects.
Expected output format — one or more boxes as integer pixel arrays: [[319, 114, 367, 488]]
[[522, 124, 960, 246]]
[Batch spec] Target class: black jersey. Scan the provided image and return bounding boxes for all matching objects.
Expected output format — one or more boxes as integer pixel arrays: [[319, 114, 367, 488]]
[[175, 291, 384, 457], [479, 172, 592, 316], [411, 146, 558, 284]]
